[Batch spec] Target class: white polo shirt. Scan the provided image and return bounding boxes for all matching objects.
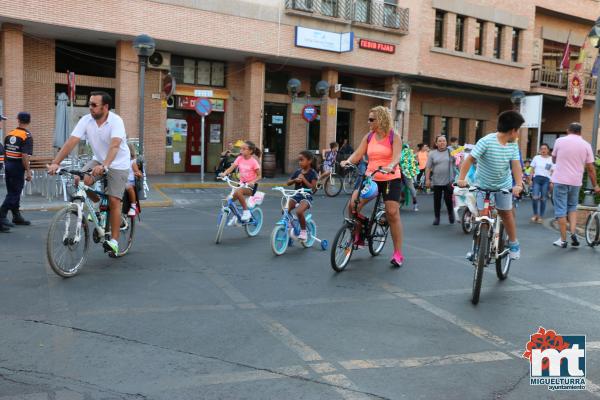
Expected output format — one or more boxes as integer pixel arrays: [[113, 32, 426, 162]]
[[71, 111, 130, 170]]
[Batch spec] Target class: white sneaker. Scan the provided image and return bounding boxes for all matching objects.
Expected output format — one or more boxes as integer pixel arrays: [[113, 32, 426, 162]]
[[227, 215, 238, 226], [298, 230, 308, 241], [413, 204, 419, 212], [553, 238, 568, 248], [241, 210, 252, 222], [127, 205, 137, 217], [104, 238, 119, 255]]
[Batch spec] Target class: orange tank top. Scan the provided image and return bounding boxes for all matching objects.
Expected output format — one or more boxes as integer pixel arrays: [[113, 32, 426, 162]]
[[366, 132, 401, 182]]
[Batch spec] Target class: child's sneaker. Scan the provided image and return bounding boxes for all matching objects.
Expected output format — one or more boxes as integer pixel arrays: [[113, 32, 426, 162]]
[[298, 230, 307, 241], [103, 238, 119, 255], [127, 205, 137, 217], [508, 241, 520, 260], [390, 250, 404, 268], [241, 210, 252, 222]]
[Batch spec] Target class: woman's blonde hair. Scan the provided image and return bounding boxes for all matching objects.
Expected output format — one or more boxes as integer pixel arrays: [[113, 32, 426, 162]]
[[369, 106, 393, 134]]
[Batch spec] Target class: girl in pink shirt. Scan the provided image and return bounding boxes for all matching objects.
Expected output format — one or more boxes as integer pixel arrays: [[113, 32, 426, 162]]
[[220, 141, 261, 221]]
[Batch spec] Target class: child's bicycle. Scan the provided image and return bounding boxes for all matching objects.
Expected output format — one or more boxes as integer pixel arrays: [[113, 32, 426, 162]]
[[215, 175, 264, 244], [270, 186, 328, 255], [453, 186, 478, 234], [316, 161, 343, 197], [46, 169, 136, 278], [330, 166, 390, 272]]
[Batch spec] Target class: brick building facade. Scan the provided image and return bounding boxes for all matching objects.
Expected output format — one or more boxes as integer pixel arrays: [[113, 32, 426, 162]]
[[0, 0, 599, 174]]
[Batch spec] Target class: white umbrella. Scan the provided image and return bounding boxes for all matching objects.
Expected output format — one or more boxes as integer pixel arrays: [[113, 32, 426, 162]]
[[54, 92, 69, 149]]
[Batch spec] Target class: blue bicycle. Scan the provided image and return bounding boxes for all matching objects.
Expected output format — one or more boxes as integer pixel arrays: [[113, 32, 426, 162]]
[[270, 186, 328, 256], [215, 176, 263, 244]]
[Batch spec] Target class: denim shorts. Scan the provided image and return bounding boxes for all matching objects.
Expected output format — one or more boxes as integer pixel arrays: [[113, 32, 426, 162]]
[[292, 193, 313, 208], [476, 190, 513, 211], [553, 183, 580, 218]]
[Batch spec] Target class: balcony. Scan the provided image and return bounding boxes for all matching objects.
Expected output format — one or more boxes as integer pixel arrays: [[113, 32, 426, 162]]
[[284, 0, 409, 35], [531, 65, 598, 97]]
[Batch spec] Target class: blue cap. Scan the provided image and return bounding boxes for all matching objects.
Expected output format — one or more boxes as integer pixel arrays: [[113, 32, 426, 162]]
[[17, 112, 31, 124]]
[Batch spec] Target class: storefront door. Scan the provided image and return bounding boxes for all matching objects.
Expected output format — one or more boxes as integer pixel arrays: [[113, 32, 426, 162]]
[[263, 104, 287, 172], [185, 112, 224, 173], [185, 113, 201, 173]]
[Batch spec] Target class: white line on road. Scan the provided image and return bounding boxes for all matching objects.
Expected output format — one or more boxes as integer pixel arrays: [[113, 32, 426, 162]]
[[255, 314, 323, 362]]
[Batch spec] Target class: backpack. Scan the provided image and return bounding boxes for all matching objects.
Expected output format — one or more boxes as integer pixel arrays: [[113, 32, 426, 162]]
[[367, 130, 394, 147]]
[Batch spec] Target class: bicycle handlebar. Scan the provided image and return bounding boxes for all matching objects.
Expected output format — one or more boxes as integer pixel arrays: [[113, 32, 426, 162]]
[[272, 186, 312, 198], [217, 175, 249, 189], [452, 183, 510, 194]]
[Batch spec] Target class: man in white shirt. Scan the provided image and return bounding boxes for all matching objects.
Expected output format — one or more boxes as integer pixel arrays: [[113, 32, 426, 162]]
[[48, 92, 130, 255]]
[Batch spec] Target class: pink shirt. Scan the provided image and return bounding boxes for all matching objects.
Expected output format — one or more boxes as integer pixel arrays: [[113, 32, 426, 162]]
[[234, 155, 260, 184], [551, 134, 594, 186]]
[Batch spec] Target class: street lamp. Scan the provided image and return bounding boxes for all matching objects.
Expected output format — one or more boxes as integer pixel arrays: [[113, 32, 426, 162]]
[[132, 34, 156, 158], [286, 78, 301, 100], [510, 90, 525, 109]]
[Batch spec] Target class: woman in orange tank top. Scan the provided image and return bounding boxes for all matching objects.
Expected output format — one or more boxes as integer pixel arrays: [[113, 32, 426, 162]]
[[340, 106, 405, 267]]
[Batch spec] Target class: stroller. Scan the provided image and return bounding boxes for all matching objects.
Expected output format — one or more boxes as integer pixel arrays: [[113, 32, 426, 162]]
[[214, 152, 238, 181]]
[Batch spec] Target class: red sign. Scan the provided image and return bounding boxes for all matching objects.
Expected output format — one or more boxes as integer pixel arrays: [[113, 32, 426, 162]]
[[358, 39, 395, 54], [176, 96, 225, 112], [162, 73, 176, 98], [302, 104, 318, 123]]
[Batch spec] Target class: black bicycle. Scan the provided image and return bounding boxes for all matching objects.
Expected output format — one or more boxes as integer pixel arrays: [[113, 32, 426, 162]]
[[330, 166, 390, 272]]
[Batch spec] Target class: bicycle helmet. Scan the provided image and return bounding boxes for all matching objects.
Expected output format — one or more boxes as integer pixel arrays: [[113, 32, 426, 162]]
[[360, 177, 378, 200]]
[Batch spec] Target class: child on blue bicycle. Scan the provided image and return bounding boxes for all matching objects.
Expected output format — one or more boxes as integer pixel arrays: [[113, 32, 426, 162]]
[[220, 140, 261, 222], [287, 150, 318, 241]]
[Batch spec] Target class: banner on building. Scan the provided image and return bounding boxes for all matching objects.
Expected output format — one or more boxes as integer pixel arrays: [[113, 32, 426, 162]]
[[566, 71, 585, 108]]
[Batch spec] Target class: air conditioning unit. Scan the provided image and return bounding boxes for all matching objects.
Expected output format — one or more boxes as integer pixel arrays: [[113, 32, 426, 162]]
[[166, 96, 175, 108], [148, 51, 171, 70]]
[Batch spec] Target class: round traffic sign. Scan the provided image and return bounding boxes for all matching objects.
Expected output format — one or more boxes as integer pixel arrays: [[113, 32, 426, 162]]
[[302, 104, 317, 122], [195, 97, 213, 116]]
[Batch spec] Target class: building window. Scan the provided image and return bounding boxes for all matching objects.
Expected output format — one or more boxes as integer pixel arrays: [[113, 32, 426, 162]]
[[265, 70, 290, 94], [383, 0, 400, 29], [512, 28, 520, 62], [455, 15, 465, 52], [423, 115, 432, 145], [434, 10, 445, 47], [459, 118, 467, 144], [494, 25, 502, 59], [338, 75, 354, 101], [354, 0, 370, 23], [474, 20, 484, 55], [292, 0, 313, 12], [55, 40, 116, 78], [475, 120, 484, 141], [171, 56, 226, 87], [441, 117, 450, 136], [322, 0, 337, 17]]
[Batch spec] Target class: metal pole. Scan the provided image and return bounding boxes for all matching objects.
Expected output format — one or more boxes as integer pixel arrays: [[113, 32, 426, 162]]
[[583, 76, 600, 205], [201, 115, 205, 183], [138, 56, 147, 157]]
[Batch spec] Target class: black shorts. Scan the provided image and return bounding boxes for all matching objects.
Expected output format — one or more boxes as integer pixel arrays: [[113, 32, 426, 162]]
[[249, 183, 258, 196], [375, 179, 402, 203]]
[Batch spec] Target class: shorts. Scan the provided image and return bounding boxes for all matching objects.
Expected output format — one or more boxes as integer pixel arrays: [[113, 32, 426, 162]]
[[127, 179, 135, 186], [291, 193, 313, 208], [83, 160, 129, 200], [322, 163, 333, 173], [476, 190, 513, 211], [375, 179, 402, 203], [553, 183, 580, 218], [241, 183, 258, 196]]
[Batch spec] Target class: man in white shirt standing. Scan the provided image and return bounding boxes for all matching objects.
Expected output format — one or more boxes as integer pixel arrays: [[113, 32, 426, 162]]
[[48, 92, 131, 255]]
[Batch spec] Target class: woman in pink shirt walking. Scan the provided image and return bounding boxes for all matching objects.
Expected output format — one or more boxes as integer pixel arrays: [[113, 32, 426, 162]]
[[220, 141, 261, 222]]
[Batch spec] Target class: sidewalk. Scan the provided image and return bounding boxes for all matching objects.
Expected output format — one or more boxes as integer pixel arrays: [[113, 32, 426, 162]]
[[0, 172, 291, 212]]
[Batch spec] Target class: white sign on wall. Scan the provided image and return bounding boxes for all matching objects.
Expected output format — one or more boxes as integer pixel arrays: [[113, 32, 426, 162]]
[[295, 26, 354, 53], [520, 95, 543, 128]]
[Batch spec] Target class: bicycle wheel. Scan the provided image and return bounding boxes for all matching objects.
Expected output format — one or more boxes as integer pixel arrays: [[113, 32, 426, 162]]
[[112, 213, 135, 257], [271, 225, 289, 255], [343, 171, 357, 194], [331, 224, 354, 272], [325, 174, 343, 197], [245, 207, 263, 237], [301, 220, 317, 248], [46, 204, 90, 278], [215, 209, 228, 244], [495, 223, 511, 280], [368, 217, 389, 256], [472, 224, 489, 305], [461, 209, 473, 234], [585, 212, 600, 247]]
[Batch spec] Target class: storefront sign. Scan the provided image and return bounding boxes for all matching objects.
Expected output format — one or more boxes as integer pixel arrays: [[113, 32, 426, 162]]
[[176, 96, 225, 112], [358, 38, 395, 54], [272, 115, 284, 124], [519, 95, 543, 128], [295, 26, 353, 53], [302, 104, 318, 122], [194, 89, 213, 98]]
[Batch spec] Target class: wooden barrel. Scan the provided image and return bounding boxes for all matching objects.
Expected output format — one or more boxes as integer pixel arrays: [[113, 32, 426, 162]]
[[262, 153, 276, 178]]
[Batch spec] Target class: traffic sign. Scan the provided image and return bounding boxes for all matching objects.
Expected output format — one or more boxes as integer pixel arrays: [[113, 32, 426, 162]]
[[195, 97, 213, 116], [302, 104, 317, 122]]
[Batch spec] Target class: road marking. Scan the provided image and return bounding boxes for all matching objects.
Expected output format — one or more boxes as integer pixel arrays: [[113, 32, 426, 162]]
[[260, 294, 396, 309], [321, 374, 373, 400], [339, 350, 512, 370], [255, 314, 323, 362], [74, 304, 235, 316], [310, 362, 337, 374]]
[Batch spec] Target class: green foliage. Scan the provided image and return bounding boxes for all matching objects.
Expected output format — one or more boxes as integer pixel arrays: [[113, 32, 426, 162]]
[[580, 159, 600, 204]]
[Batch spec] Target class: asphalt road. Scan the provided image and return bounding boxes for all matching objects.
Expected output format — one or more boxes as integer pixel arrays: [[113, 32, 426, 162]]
[[1, 188, 599, 399]]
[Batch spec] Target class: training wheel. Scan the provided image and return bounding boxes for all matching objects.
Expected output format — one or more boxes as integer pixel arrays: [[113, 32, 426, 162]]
[[321, 239, 328, 250]]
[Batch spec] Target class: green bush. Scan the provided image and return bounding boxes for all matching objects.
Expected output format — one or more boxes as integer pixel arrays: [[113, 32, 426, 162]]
[[580, 159, 600, 204]]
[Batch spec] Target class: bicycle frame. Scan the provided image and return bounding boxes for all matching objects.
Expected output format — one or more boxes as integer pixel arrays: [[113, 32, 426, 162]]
[[273, 187, 313, 231], [218, 176, 258, 225], [472, 189, 509, 263]]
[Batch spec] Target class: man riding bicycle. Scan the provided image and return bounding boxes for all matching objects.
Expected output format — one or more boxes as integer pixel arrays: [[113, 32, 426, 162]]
[[48, 91, 130, 255]]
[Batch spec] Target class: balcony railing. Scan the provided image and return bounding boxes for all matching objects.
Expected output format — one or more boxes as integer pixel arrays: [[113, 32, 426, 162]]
[[284, 0, 409, 34], [531, 65, 598, 97]]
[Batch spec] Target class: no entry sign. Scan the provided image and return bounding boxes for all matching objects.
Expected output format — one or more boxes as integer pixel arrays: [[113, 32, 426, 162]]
[[195, 97, 213, 116], [302, 104, 317, 122]]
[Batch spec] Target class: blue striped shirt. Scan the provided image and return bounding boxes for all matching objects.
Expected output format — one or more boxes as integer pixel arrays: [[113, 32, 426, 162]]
[[471, 133, 520, 190]]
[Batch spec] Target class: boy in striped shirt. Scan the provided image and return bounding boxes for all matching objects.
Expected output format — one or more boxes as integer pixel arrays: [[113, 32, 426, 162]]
[[457, 110, 524, 259]]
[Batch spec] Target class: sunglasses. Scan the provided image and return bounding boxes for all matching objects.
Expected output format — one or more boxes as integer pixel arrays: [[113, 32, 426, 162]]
[[368, 118, 375, 122]]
